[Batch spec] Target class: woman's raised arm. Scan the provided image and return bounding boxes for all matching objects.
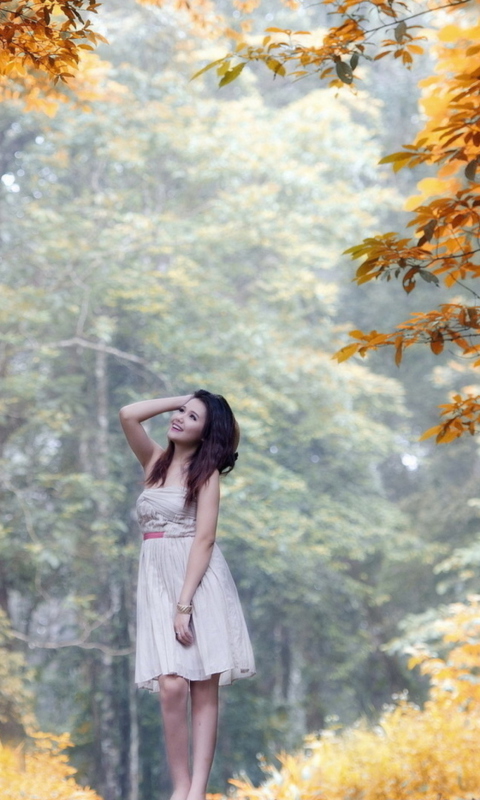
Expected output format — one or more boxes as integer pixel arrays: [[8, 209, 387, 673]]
[[119, 394, 193, 468]]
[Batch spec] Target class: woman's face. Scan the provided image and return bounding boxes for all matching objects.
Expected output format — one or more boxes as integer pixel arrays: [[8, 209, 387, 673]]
[[168, 398, 207, 447]]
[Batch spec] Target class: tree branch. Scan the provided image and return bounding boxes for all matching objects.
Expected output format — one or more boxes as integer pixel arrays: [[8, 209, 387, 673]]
[[11, 604, 133, 657], [359, 0, 473, 37], [10, 627, 133, 657], [47, 337, 148, 364]]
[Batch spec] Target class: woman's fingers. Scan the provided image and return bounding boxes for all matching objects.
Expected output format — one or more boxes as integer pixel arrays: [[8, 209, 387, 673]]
[[175, 629, 193, 645], [174, 612, 193, 645]]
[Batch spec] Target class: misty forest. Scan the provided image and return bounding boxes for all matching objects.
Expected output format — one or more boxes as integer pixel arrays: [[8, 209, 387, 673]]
[[2, 0, 480, 799]]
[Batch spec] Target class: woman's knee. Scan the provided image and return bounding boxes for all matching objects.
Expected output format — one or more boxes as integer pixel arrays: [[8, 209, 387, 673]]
[[159, 675, 189, 710]]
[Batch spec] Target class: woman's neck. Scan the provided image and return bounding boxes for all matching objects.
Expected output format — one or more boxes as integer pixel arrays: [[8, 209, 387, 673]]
[[164, 448, 193, 487], [171, 443, 197, 465]]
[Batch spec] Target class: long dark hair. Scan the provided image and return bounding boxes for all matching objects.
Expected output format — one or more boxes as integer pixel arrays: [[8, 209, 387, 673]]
[[146, 390, 240, 505]]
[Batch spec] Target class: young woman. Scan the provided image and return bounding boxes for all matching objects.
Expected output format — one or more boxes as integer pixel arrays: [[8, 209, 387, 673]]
[[119, 391, 255, 800]]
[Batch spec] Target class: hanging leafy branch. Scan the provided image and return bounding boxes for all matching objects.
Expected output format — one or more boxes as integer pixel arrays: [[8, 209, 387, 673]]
[[332, 16, 480, 441], [0, 1, 106, 80], [0, 0, 110, 111], [192, 0, 472, 88], [183, 0, 480, 443], [2, 0, 479, 441]]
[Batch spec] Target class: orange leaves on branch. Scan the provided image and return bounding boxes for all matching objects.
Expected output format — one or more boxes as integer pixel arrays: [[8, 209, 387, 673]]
[[193, 0, 451, 88], [334, 303, 480, 363], [334, 303, 480, 438], [0, 0, 110, 109], [380, 64, 480, 177], [338, 22, 480, 439], [0, 1, 106, 82], [0, 50, 125, 115], [429, 328, 444, 354], [188, 0, 480, 443], [419, 392, 480, 442], [345, 186, 480, 293], [334, 13, 480, 444]]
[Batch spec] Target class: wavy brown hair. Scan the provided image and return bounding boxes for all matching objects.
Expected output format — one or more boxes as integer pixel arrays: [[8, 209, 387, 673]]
[[146, 390, 240, 505]]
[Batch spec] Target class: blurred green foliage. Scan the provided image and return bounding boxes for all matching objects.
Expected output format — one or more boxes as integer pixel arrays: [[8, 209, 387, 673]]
[[1, 2, 480, 800]]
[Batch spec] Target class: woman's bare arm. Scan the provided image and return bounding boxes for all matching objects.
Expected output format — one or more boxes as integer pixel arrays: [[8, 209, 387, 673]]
[[119, 394, 193, 468], [174, 472, 220, 644]]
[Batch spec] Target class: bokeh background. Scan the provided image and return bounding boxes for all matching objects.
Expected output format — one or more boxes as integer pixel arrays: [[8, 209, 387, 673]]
[[2, 2, 480, 799]]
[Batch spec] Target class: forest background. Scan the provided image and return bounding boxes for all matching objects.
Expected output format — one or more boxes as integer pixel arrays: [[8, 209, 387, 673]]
[[1, 1, 480, 799]]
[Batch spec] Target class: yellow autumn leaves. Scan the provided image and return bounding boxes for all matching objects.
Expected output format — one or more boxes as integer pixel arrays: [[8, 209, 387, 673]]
[[230, 597, 480, 800], [0, 731, 101, 800], [4, 601, 480, 800], [335, 15, 480, 439]]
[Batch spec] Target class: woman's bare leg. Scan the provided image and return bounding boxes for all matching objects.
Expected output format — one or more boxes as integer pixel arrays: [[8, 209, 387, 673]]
[[159, 675, 191, 800], [187, 674, 220, 800]]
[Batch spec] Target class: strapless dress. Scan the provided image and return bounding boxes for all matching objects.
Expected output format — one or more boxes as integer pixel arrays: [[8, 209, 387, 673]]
[[135, 486, 255, 689]]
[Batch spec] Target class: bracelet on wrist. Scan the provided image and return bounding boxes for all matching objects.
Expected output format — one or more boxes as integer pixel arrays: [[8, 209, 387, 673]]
[[177, 602, 192, 615]]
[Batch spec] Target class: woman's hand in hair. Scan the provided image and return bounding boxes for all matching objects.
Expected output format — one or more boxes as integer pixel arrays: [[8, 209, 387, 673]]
[[119, 394, 193, 468]]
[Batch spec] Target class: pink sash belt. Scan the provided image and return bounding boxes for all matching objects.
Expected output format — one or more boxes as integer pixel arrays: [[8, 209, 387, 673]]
[[143, 531, 166, 540]]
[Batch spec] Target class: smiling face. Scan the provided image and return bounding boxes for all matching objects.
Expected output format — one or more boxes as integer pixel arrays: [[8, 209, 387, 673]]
[[168, 398, 207, 448]]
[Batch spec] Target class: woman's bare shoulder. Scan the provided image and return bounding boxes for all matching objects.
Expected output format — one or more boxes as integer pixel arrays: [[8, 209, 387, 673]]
[[143, 442, 165, 476]]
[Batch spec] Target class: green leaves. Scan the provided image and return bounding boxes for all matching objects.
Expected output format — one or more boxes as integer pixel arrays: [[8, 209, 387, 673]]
[[335, 59, 353, 85], [465, 158, 479, 181], [418, 269, 439, 286], [190, 58, 227, 81], [417, 219, 437, 246], [265, 58, 286, 77], [334, 52, 361, 85], [219, 62, 246, 87], [191, 58, 248, 87], [395, 21, 407, 43], [379, 149, 417, 172], [350, 52, 360, 70]]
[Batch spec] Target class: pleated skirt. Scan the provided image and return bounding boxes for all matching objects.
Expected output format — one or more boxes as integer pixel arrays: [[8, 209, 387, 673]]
[[135, 537, 256, 689]]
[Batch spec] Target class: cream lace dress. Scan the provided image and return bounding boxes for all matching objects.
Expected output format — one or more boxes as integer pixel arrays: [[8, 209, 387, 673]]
[[135, 486, 255, 689]]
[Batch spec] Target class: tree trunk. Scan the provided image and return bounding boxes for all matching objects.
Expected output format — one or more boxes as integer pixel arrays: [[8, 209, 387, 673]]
[[93, 347, 122, 800], [128, 630, 139, 800]]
